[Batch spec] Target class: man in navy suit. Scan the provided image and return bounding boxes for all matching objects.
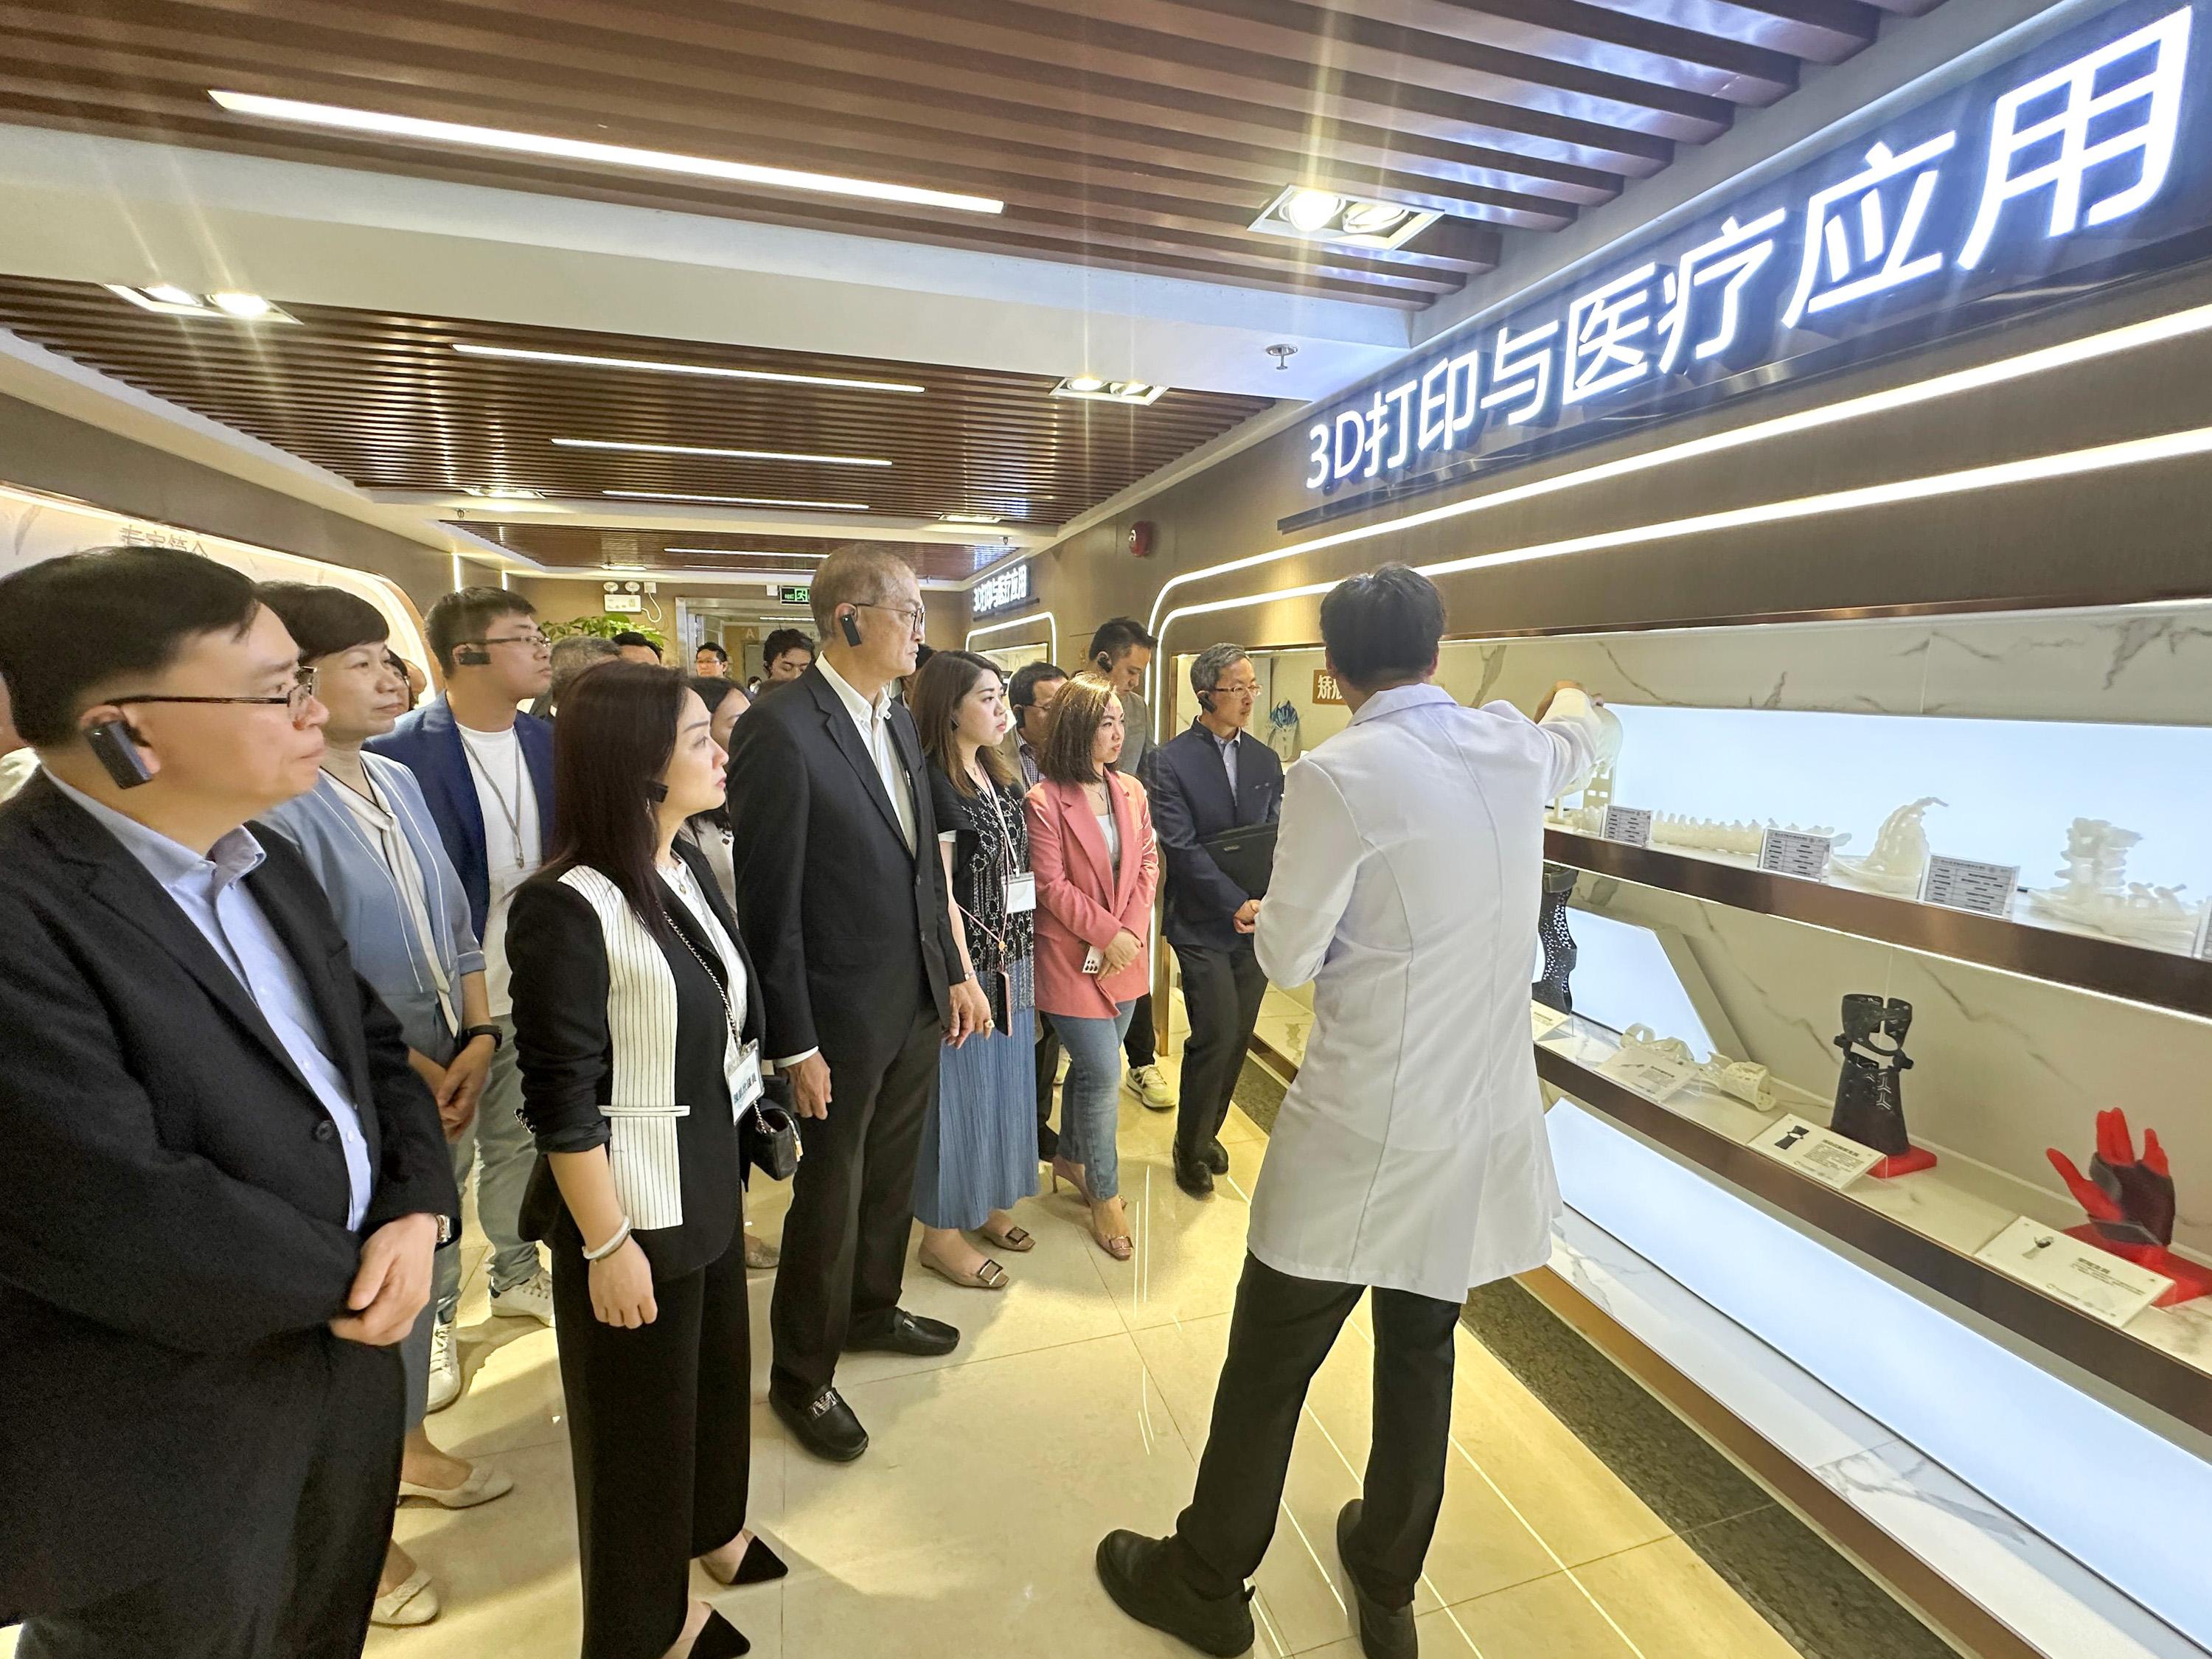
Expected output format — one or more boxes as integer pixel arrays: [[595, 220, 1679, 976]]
[[369, 589, 555, 1348], [1144, 643, 1283, 1197]]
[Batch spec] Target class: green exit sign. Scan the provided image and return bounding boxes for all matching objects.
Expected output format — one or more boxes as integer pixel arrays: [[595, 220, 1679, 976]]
[[780, 585, 810, 606]]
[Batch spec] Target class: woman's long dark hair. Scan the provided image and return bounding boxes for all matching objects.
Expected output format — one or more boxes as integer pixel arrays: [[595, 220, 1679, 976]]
[[548, 661, 688, 941], [909, 650, 1015, 796]]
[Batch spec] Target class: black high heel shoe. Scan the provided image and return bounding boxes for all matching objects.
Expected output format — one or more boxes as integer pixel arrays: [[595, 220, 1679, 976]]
[[702, 1533, 789, 1587], [691, 1608, 750, 1659]]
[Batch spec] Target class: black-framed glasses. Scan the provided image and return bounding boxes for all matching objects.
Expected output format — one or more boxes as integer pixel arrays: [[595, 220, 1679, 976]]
[[112, 667, 321, 727], [858, 601, 928, 636], [459, 630, 551, 650]]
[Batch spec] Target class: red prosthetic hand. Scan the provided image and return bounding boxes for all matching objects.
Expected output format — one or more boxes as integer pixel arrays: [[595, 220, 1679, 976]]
[[2045, 1109, 2206, 1307]]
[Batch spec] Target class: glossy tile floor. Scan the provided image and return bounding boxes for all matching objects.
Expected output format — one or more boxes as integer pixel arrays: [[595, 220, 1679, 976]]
[[1, 1057, 1810, 1659]]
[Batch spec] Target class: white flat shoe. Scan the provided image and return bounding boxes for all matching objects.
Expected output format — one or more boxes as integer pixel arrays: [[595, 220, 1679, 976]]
[[371, 1568, 440, 1627], [399, 1463, 515, 1509]]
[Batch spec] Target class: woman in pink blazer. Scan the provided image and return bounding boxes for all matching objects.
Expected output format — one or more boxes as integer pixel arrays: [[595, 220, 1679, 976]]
[[1024, 672, 1158, 1259]]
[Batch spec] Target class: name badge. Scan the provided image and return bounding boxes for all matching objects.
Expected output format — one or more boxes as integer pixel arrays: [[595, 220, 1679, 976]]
[[1006, 872, 1037, 914], [732, 1040, 764, 1116]]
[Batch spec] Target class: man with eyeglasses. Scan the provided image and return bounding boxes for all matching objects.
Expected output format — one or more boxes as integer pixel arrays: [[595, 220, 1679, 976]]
[[1144, 643, 1284, 1197], [726, 545, 984, 1463], [0, 546, 457, 1658], [369, 588, 557, 1349]]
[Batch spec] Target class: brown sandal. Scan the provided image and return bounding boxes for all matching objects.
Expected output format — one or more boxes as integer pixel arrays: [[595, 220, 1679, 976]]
[[978, 1221, 1034, 1253], [919, 1248, 1009, 1290], [1089, 1200, 1134, 1262]]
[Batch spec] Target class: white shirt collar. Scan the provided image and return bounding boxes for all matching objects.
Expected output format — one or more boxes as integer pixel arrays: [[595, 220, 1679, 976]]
[[817, 655, 893, 726], [47, 769, 265, 891], [1349, 682, 1454, 726]]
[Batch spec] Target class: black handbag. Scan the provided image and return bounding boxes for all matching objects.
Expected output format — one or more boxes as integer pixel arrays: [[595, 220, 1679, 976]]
[[746, 1079, 801, 1183]]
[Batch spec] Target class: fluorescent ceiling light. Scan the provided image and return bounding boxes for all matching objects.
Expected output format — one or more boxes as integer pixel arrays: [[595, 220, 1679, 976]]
[[1051, 377, 1167, 406], [451, 342, 924, 394], [662, 548, 829, 559], [941, 512, 1004, 524], [208, 90, 1004, 215], [463, 485, 545, 499], [1251, 184, 1438, 251], [552, 437, 889, 467], [605, 490, 869, 511]]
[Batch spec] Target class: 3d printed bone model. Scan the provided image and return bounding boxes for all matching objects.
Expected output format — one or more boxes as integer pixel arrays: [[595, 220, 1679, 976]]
[[1831, 798, 1944, 895], [2045, 1108, 2209, 1307], [1553, 704, 1624, 832], [1614, 1026, 1777, 1110], [2025, 819, 2206, 951], [1533, 865, 1580, 1014], [1830, 994, 1936, 1178], [1649, 815, 1849, 858]]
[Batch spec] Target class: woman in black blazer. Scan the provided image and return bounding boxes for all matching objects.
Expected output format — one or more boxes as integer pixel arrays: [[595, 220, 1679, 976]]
[[508, 663, 786, 1659]]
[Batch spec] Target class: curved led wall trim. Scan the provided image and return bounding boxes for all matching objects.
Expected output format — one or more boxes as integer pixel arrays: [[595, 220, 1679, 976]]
[[966, 610, 1059, 663], [1139, 299, 2212, 710], [1150, 421, 2212, 745]]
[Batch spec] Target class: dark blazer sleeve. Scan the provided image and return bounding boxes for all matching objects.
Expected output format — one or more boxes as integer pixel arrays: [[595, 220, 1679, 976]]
[[908, 730, 967, 989], [358, 964, 462, 1231], [727, 706, 818, 1058], [1152, 745, 1252, 922], [507, 879, 614, 1156], [0, 890, 365, 1352]]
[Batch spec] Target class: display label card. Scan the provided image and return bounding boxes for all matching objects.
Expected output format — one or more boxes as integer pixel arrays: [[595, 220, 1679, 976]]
[[1974, 1215, 2171, 1326], [1758, 827, 1833, 881], [1921, 855, 2020, 917], [1751, 1115, 1883, 1189], [1594, 1046, 1698, 1103], [1531, 1002, 1571, 1042], [1601, 806, 1654, 846]]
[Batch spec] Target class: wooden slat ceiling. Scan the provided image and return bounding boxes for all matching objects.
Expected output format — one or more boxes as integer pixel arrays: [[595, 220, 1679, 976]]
[[0, 0, 1941, 310], [471, 525, 995, 581], [0, 276, 1271, 527]]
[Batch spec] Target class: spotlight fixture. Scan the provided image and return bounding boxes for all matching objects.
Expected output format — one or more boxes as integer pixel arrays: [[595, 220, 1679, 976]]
[[207, 91, 1004, 215], [552, 437, 891, 467], [105, 284, 299, 323], [453, 343, 924, 394], [1050, 378, 1168, 406], [604, 490, 870, 511], [1250, 185, 1438, 251]]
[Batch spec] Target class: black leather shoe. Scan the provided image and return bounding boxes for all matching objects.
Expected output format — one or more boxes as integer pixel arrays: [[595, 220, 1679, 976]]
[[1336, 1500, 1416, 1659], [692, 1608, 751, 1658], [1203, 1137, 1231, 1175], [844, 1308, 959, 1357], [771, 1385, 869, 1463], [1095, 1531, 1254, 1656], [1175, 1156, 1215, 1198]]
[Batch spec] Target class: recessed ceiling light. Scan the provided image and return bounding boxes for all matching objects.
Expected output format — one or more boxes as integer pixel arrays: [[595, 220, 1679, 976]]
[[451, 342, 925, 394], [552, 437, 890, 467], [1051, 377, 1168, 406], [208, 90, 1004, 215], [605, 490, 870, 511], [662, 548, 830, 559], [1251, 184, 1439, 251], [147, 283, 200, 307], [940, 512, 1005, 524], [463, 486, 546, 499], [105, 283, 299, 323], [209, 291, 274, 318]]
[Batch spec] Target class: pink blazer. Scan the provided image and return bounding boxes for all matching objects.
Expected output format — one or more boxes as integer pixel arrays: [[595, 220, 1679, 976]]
[[1026, 771, 1157, 1019]]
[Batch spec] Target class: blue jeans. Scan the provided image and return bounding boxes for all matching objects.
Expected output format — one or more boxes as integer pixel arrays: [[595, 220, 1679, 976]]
[[1048, 1004, 1136, 1202]]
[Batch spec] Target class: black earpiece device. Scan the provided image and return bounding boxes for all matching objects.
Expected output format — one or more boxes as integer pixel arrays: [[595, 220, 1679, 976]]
[[840, 612, 863, 648], [453, 645, 492, 667], [85, 718, 156, 790]]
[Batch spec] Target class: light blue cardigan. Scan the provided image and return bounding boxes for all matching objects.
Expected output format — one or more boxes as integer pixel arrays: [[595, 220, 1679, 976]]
[[258, 753, 485, 1057]]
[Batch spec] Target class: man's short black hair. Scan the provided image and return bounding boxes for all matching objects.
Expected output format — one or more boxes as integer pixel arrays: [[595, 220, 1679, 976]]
[[1319, 565, 1446, 690], [694, 641, 728, 663], [425, 586, 535, 673], [762, 627, 815, 667], [1009, 660, 1068, 709], [1087, 616, 1157, 664], [0, 546, 260, 747], [255, 582, 389, 663], [611, 630, 658, 653]]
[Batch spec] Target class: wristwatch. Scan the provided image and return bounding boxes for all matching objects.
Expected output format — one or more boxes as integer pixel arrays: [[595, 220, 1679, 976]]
[[461, 1023, 504, 1050]]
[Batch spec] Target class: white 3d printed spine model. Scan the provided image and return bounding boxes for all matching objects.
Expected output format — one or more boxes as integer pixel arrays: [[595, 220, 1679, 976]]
[[1554, 704, 1624, 832], [2026, 818, 2205, 950], [1616, 1026, 1777, 1109], [1649, 816, 1849, 857], [1832, 797, 1945, 895]]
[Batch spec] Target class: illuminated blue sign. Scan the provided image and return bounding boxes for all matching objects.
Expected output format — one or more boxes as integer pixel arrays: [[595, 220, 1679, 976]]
[[1301, 1, 2205, 505]]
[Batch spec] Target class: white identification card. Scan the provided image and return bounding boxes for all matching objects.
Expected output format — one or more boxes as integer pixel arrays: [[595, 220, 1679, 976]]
[[1602, 806, 1655, 846], [1921, 855, 2019, 917], [1006, 872, 1037, 914], [1759, 828, 1834, 881], [1531, 1002, 1571, 1042], [731, 1041, 764, 1114], [1595, 1046, 1699, 1103], [1752, 1114, 1883, 1189], [1974, 1214, 2171, 1326]]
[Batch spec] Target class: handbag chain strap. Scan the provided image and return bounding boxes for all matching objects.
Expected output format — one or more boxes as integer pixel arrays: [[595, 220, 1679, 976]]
[[658, 880, 773, 1127]]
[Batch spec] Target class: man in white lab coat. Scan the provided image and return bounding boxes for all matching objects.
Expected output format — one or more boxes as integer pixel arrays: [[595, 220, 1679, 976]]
[[1096, 566, 1601, 1659]]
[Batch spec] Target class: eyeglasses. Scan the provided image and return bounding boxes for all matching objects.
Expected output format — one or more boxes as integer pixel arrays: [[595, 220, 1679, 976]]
[[857, 601, 928, 636], [461, 630, 551, 650], [114, 667, 321, 728], [1209, 683, 1259, 700]]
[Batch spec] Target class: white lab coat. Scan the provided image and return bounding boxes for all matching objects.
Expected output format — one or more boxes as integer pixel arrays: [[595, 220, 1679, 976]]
[[1251, 684, 1601, 1304]]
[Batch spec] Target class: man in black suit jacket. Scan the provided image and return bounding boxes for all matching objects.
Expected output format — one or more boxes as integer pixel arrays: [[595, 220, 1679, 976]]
[[727, 546, 989, 1463], [0, 548, 458, 1659], [1144, 644, 1284, 1198]]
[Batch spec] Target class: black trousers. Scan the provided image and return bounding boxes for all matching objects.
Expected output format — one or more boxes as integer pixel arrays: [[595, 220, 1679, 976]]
[[1034, 1021, 1062, 1160], [1169, 1254, 1460, 1610], [1124, 989, 1158, 1069], [1171, 940, 1268, 1166], [552, 1222, 752, 1659], [771, 1000, 940, 1397], [14, 1338, 403, 1659]]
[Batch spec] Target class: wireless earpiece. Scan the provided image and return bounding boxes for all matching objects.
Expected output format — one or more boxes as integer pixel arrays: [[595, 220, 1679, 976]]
[[840, 611, 863, 648], [453, 645, 491, 667], [85, 717, 155, 790]]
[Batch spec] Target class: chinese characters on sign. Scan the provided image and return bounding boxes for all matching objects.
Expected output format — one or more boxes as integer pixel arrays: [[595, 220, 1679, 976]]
[[970, 560, 1032, 618], [1304, 2, 2199, 497]]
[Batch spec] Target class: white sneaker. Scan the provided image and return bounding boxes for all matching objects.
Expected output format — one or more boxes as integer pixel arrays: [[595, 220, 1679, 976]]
[[1127, 1064, 1176, 1111], [489, 1267, 555, 1326], [425, 1318, 462, 1413]]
